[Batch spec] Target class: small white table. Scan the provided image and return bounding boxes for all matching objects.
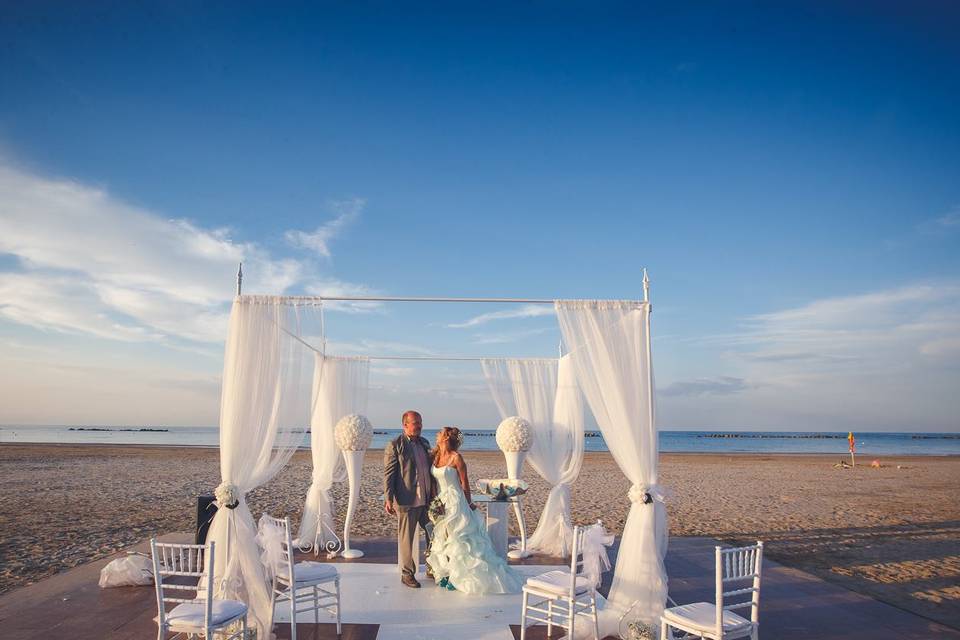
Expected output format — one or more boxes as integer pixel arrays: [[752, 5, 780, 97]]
[[473, 494, 519, 559]]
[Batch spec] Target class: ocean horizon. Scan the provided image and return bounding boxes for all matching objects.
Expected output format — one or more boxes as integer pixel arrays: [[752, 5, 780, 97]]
[[2, 424, 958, 456]]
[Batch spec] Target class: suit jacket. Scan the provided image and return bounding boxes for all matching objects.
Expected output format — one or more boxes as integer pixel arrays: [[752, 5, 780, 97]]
[[383, 434, 437, 511]]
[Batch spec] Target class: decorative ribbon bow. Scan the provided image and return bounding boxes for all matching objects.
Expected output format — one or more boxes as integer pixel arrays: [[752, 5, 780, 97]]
[[255, 515, 286, 581], [581, 521, 614, 587]]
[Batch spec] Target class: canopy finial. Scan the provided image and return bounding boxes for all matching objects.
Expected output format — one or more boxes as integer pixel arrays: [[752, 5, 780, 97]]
[[642, 268, 650, 303], [237, 262, 243, 296]]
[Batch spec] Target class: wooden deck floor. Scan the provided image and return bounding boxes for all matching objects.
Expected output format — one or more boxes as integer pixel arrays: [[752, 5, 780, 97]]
[[1, 534, 957, 639]]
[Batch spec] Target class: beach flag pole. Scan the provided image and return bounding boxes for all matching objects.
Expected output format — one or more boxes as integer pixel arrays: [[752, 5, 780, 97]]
[[848, 432, 856, 467]]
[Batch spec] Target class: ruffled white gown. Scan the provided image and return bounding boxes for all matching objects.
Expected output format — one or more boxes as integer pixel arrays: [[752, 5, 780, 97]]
[[425, 464, 523, 594]]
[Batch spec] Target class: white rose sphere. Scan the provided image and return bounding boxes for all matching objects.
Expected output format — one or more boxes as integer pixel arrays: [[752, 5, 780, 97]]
[[334, 414, 373, 451], [495, 416, 532, 452]]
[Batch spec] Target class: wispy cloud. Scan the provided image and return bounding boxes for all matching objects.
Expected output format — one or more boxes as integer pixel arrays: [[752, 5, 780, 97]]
[[917, 206, 960, 235], [325, 339, 438, 357], [447, 304, 555, 328], [0, 159, 372, 346], [658, 282, 960, 430], [936, 210, 960, 229], [472, 326, 554, 345], [285, 198, 365, 258], [661, 376, 748, 397]]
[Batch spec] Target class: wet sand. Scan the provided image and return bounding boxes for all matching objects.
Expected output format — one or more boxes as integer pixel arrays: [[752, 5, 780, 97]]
[[1, 444, 958, 628]]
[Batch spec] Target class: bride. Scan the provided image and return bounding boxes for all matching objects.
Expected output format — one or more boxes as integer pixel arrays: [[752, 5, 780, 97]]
[[426, 426, 523, 594]]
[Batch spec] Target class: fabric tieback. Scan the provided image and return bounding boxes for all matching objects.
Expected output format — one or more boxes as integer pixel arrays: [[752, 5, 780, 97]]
[[255, 516, 286, 581], [581, 522, 614, 587], [628, 484, 665, 505]]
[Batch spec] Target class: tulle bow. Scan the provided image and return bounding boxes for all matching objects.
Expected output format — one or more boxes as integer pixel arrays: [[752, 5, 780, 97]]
[[255, 516, 286, 581], [580, 521, 614, 587]]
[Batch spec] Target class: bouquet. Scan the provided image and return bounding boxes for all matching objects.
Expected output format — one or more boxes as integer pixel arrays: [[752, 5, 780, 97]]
[[428, 496, 446, 524]]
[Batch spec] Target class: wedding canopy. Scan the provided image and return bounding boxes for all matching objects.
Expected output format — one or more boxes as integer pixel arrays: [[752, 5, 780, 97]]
[[211, 273, 666, 637]]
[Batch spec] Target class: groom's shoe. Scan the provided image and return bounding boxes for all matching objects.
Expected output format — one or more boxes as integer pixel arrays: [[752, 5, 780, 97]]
[[401, 574, 421, 589]]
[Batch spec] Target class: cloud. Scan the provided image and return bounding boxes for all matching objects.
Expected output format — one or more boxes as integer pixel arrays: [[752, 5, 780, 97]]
[[660, 376, 748, 397], [713, 283, 960, 428], [325, 339, 438, 357], [472, 327, 554, 345], [285, 198, 364, 258], [935, 208, 960, 229], [304, 278, 383, 314], [447, 305, 555, 328], [370, 366, 415, 377], [917, 206, 960, 235], [0, 159, 373, 346]]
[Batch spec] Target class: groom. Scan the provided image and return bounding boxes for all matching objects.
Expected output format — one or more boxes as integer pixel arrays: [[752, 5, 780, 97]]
[[383, 410, 436, 588]]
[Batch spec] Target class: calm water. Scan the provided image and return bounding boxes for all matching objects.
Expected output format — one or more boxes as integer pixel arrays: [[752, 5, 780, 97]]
[[2, 425, 958, 456]]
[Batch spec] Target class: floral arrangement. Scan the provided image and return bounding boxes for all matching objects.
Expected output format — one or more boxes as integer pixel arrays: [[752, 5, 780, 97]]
[[495, 416, 532, 452], [475, 478, 528, 500], [334, 414, 373, 451], [624, 621, 657, 640], [618, 597, 658, 639], [428, 496, 446, 524], [214, 482, 240, 510]]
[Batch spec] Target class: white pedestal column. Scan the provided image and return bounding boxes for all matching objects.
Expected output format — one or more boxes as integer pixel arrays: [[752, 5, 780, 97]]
[[503, 450, 531, 559], [341, 449, 365, 559]]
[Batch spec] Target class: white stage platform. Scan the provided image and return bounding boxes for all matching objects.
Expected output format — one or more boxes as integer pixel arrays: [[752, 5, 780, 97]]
[[273, 561, 567, 639]]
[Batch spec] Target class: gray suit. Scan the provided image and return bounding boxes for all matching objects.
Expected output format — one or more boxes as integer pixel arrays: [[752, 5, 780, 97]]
[[384, 434, 436, 578]]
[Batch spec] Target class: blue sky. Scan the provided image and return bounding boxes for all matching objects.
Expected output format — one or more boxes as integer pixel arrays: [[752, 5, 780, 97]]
[[0, 2, 958, 431]]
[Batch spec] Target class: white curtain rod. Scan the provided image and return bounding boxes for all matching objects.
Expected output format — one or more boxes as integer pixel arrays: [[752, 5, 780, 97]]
[[265, 295, 559, 303]]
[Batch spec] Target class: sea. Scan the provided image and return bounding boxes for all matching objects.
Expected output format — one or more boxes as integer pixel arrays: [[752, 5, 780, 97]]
[[1, 425, 958, 456]]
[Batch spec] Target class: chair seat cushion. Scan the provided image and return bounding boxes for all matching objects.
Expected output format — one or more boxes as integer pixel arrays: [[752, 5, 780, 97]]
[[293, 561, 338, 583], [165, 599, 247, 629], [524, 570, 592, 596], [662, 602, 751, 634]]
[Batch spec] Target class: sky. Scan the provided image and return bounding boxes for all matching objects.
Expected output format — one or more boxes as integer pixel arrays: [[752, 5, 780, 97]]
[[0, 1, 958, 432]]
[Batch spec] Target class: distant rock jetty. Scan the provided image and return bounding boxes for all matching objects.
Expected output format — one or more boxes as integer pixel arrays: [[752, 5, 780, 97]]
[[68, 427, 169, 432], [697, 433, 844, 439]]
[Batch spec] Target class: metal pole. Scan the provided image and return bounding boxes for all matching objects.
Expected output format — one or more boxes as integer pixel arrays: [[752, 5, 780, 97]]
[[236, 263, 243, 296], [644, 269, 656, 460]]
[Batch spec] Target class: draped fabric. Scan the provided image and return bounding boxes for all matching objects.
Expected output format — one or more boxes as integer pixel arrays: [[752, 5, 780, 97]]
[[480, 356, 585, 556], [555, 300, 667, 628], [206, 298, 316, 639], [297, 355, 370, 549]]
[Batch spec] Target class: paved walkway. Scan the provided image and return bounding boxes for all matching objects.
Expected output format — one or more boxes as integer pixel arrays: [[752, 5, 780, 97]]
[[0, 534, 957, 639]]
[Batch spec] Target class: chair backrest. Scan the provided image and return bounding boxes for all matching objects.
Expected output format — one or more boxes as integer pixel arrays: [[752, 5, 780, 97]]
[[569, 520, 607, 596], [151, 538, 214, 630], [715, 541, 763, 634], [261, 514, 296, 587]]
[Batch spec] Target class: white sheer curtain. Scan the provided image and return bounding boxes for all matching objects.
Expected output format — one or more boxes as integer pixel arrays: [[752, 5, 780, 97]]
[[297, 354, 370, 548], [555, 300, 667, 629], [207, 297, 317, 639], [481, 357, 585, 556]]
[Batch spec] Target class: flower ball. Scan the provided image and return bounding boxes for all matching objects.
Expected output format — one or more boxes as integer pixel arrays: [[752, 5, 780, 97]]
[[334, 414, 374, 451], [495, 416, 532, 452]]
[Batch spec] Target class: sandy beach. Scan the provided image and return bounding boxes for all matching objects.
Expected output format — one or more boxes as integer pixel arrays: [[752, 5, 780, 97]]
[[2, 444, 958, 629]]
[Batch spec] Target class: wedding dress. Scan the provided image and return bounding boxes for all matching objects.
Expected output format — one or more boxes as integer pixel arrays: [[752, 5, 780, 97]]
[[425, 464, 523, 595]]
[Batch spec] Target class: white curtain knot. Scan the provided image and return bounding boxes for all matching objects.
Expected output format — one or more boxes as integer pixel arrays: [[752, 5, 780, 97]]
[[629, 484, 664, 505]]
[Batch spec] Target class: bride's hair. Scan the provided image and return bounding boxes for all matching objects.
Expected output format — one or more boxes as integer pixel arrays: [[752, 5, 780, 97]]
[[432, 426, 463, 465]]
